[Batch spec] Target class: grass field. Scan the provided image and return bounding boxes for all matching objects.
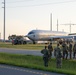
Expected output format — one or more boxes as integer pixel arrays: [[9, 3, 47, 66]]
[[0, 42, 76, 75], [0, 42, 44, 50], [0, 42, 56, 50], [0, 53, 76, 75]]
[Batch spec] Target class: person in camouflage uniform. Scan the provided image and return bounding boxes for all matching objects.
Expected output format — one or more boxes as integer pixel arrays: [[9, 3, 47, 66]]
[[41, 46, 49, 67], [62, 41, 68, 59], [48, 43, 53, 59], [73, 42, 76, 59], [54, 44, 62, 68], [68, 42, 73, 59], [54, 43, 62, 68]]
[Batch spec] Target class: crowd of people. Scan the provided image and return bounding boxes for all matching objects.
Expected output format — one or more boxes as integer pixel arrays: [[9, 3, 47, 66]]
[[41, 41, 76, 68]]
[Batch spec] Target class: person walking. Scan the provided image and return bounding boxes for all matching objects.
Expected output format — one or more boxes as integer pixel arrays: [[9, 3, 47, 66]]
[[68, 42, 73, 59], [48, 42, 53, 59], [62, 41, 68, 59], [54, 43, 62, 68], [73, 42, 76, 59], [41, 46, 49, 67]]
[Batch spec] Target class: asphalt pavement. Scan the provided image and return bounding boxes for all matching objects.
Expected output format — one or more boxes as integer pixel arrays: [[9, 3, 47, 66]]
[[0, 64, 65, 75], [0, 48, 73, 58], [0, 48, 42, 56], [0, 48, 56, 57]]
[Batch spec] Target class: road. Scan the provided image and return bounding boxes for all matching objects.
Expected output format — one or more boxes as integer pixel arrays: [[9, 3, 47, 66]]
[[0, 48, 42, 56], [0, 48, 55, 57], [0, 64, 65, 75], [0, 48, 73, 58]]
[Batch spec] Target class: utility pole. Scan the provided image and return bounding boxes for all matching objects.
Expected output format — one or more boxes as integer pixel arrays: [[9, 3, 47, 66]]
[[2, 0, 5, 42], [57, 19, 58, 31], [50, 13, 52, 31], [61, 23, 76, 33], [0, 33, 1, 39]]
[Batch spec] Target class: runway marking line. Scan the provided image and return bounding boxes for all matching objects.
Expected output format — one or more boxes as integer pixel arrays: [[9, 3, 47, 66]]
[[0, 65, 50, 75]]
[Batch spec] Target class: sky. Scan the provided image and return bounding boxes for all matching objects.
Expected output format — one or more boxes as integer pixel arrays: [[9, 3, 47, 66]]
[[0, 0, 76, 39]]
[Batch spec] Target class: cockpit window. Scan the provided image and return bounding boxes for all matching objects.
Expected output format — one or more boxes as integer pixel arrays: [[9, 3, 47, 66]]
[[28, 31, 34, 35]]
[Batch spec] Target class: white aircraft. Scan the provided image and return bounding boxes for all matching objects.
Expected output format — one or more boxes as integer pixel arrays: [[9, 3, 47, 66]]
[[25, 30, 76, 44]]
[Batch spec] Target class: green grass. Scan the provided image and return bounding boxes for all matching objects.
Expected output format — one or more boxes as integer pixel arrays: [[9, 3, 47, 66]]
[[0, 53, 76, 75], [0, 42, 56, 50], [0, 42, 44, 50]]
